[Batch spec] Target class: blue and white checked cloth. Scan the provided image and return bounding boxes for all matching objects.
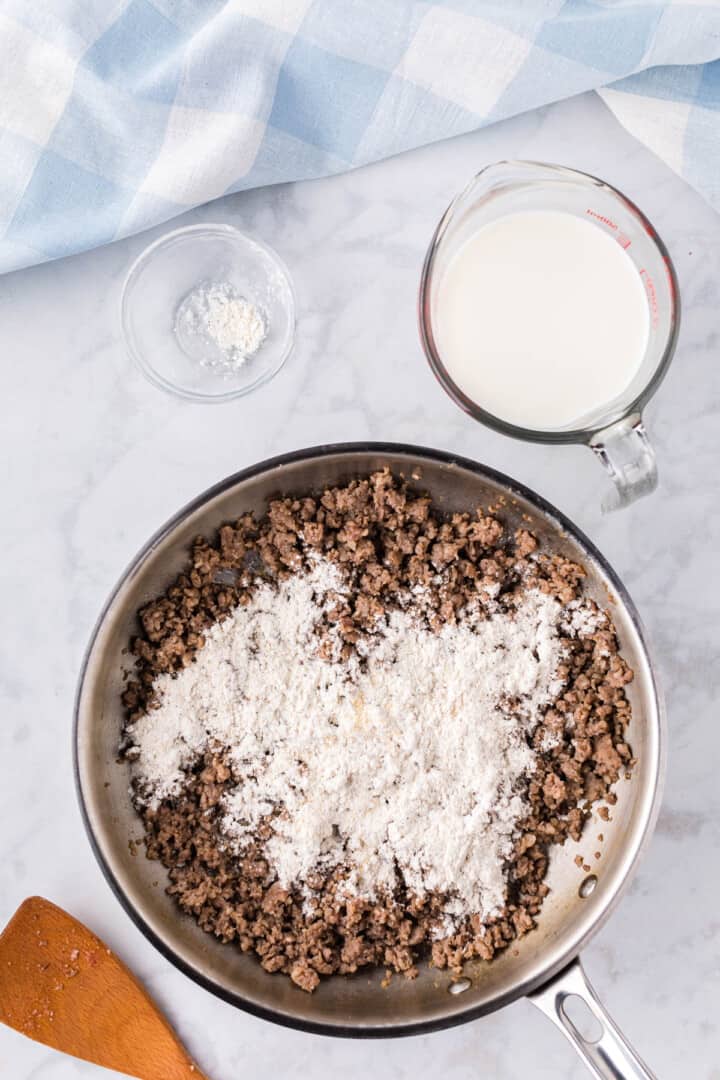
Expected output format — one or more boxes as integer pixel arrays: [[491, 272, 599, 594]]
[[1, 2, 720, 274]]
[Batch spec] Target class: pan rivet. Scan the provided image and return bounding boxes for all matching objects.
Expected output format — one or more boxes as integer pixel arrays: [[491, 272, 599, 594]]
[[448, 978, 472, 995], [579, 874, 598, 898]]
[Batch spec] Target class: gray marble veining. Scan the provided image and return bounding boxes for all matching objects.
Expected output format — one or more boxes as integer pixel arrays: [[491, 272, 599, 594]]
[[0, 92, 718, 1079]]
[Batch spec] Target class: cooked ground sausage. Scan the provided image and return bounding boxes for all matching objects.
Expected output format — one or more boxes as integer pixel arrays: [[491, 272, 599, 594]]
[[123, 470, 632, 990]]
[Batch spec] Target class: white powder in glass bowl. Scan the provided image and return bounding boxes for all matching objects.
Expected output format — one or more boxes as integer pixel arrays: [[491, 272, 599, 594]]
[[174, 281, 267, 372]]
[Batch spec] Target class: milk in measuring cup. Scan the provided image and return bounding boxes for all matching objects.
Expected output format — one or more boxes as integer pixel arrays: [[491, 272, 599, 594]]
[[434, 210, 649, 430]]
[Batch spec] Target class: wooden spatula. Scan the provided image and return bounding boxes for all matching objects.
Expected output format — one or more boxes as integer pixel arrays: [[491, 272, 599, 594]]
[[0, 896, 210, 1079]]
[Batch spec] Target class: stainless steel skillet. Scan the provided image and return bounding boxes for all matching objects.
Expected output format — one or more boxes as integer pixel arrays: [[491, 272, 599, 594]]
[[74, 444, 664, 1079]]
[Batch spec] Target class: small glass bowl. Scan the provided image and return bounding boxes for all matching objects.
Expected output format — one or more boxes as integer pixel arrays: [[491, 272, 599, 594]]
[[120, 223, 296, 402]]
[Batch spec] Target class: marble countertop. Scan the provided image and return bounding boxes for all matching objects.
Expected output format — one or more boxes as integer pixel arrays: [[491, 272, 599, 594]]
[[1, 91, 718, 1079]]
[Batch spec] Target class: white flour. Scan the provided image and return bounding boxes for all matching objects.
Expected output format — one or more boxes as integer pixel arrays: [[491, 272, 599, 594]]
[[175, 281, 266, 370], [563, 597, 607, 637], [128, 559, 569, 928]]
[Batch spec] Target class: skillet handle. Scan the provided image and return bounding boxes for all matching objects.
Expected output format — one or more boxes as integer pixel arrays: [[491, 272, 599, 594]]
[[527, 958, 656, 1080]]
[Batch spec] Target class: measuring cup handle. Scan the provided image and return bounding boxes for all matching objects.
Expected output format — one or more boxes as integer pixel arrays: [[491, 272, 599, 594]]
[[528, 958, 657, 1080], [589, 413, 657, 513]]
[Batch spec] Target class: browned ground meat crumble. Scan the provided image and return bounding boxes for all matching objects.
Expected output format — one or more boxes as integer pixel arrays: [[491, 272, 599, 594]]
[[122, 469, 633, 993]]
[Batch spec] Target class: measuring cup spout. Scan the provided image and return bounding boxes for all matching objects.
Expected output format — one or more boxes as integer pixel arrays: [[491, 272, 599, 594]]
[[449, 161, 585, 220], [589, 413, 657, 512]]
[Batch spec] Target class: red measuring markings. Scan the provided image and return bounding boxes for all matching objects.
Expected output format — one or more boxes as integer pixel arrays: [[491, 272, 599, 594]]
[[586, 208, 632, 248], [639, 268, 659, 328], [663, 255, 677, 300], [585, 208, 617, 230]]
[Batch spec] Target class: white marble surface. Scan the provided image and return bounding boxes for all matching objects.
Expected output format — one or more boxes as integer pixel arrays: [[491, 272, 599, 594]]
[[1, 92, 718, 1079]]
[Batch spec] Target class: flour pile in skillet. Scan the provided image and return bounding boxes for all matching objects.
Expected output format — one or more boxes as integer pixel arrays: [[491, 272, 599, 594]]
[[128, 556, 569, 929]]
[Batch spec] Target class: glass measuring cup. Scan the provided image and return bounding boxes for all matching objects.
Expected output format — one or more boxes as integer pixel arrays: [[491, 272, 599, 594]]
[[419, 161, 680, 511]]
